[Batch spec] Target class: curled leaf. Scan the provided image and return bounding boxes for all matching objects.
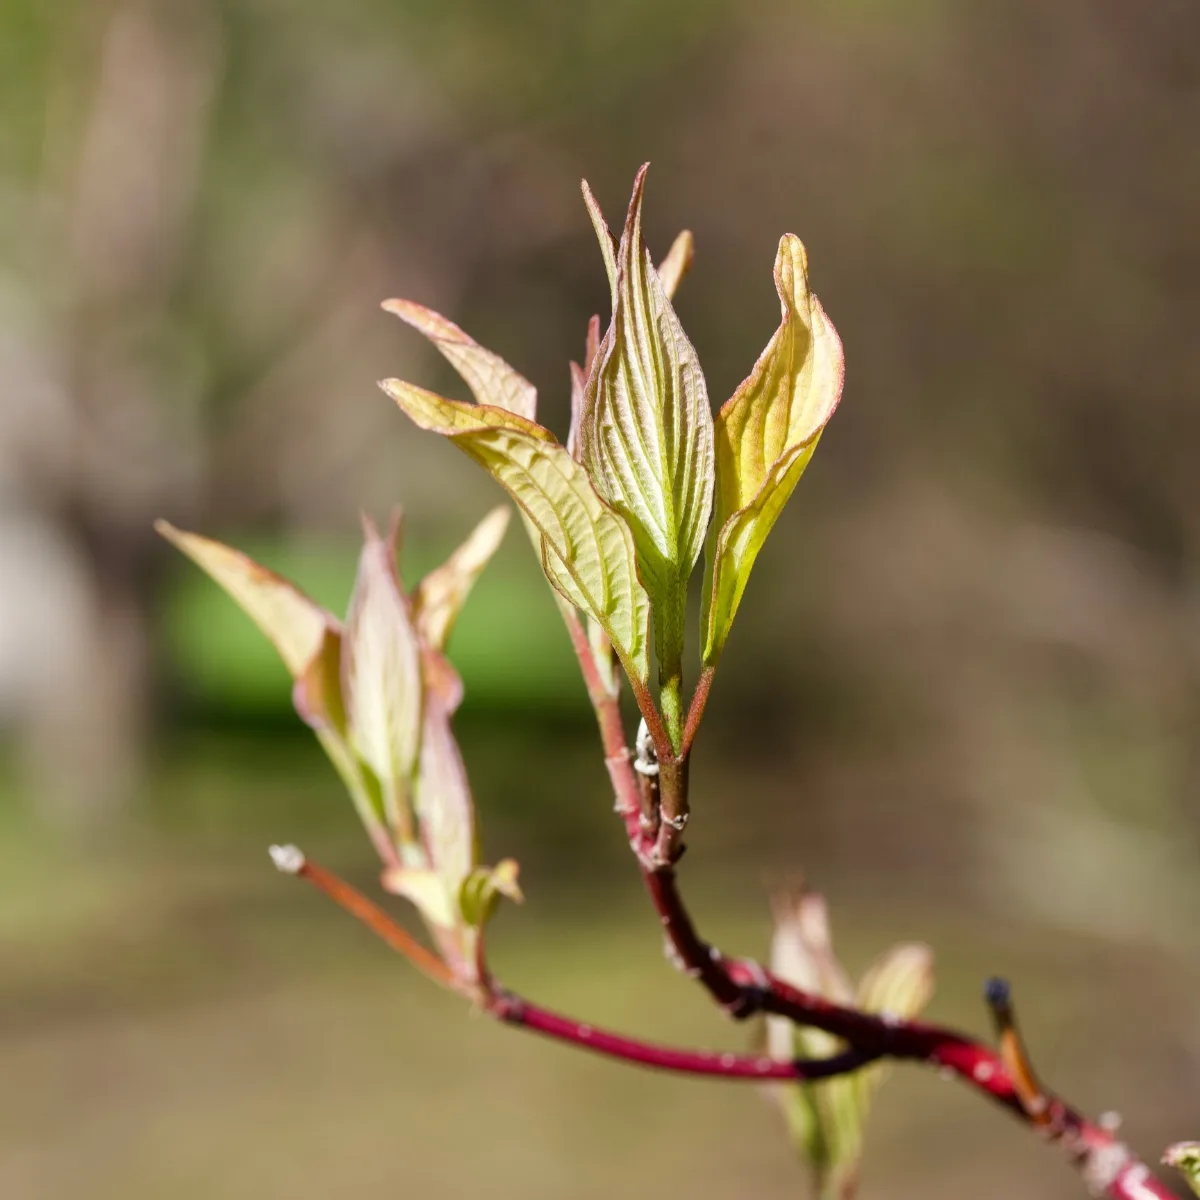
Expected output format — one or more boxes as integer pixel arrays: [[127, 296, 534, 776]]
[[414, 506, 511, 652], [382, 380, 651, 683], [459, 859, 523, 930], [342, 516, 423, 838], [581, 165, 714, 629], [702, 235, 844, 665], [383, 299, 537, 421]]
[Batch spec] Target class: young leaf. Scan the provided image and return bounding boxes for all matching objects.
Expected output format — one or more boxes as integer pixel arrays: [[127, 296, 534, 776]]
[[459, 859, 523, 929], [155, 521, 336, 679], [580, 166, 714, 627], [157, 521, 395, 855], [767, 889, 930, 1200], [383, 299, 538, 421], [381, 380, 652, 683], [701, 234, 844, 665], [342, 516, 424, 838], [413, 506, 511, 652]]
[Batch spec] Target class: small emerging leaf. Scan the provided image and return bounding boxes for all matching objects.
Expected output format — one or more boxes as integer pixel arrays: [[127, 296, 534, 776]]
[[459, 859, 523, 929], [342, 516, 423, 837], [702, 235, 844, 665], [1165, 1144, 1200, 1197], [381, 380, 652, 683], [383, 299, 537, 421], [414, 506, 511, 651], [581, 166, 714, 637], [767, 886, 932, 1200]]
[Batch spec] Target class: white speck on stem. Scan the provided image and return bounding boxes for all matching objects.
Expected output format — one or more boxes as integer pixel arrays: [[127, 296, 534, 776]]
[[720, 1053, 736, 1069], [974, 1061, 995, 1083], [269, 844, 306, 875]]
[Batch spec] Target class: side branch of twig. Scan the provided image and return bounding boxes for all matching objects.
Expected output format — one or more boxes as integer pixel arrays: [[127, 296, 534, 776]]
[[275, 849, 877, 1085]]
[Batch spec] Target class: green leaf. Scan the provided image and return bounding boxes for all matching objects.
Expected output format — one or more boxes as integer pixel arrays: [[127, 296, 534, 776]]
[[701, 234, 844, 665], [383, 299, 538, 421], [381, 380, 652, 683], [342, 516, 424, 838], [414, 506, 511, 652], [1165, 1144, 1200, 1197], [580, 165, 714, 652]]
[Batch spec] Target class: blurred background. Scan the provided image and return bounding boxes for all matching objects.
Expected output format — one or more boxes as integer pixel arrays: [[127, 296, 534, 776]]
[[3, 0, 1199, 1196]]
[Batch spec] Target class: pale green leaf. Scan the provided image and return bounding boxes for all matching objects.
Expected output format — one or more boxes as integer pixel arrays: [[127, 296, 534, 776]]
[[580, 165, 714, 625], [701, 234, 844, 665], [383, 299, 537, 421], [382, 380, 651, 683], [342, 516, 423, 833], [414, 506, 510, 651], [155, 521, 336, 678], [1165, 1143, 1200, 1197]]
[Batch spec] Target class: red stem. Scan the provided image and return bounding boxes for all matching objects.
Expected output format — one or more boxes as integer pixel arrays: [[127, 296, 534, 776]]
[[487, 990, 878, 1081]]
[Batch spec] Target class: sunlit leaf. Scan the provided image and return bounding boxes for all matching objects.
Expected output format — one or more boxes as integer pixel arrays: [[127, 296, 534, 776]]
[[383, 299, 537, 421], [413, 506, 510, 652], [580, 165, 714, 640], [342, 516, 423, 836], [701, 234, 844, 665], [382, 380, 652, 683]]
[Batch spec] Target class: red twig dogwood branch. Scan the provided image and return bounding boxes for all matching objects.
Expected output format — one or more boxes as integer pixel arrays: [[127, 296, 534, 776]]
[[557, 630, 1178, 1200]]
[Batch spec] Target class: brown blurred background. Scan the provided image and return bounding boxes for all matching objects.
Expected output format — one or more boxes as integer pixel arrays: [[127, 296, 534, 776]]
[[3, 1, 1199, 1196]]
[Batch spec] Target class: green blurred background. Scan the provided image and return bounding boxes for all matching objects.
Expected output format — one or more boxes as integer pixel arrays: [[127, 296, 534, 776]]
[[3, 1, 1199, 1196]]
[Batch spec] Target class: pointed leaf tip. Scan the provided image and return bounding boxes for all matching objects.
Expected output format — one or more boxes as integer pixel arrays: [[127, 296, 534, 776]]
[[414, 506, 510, 652], [580, 166, 714, 637], [155, 520, 336, 679], [383, 298, 538, 421]]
